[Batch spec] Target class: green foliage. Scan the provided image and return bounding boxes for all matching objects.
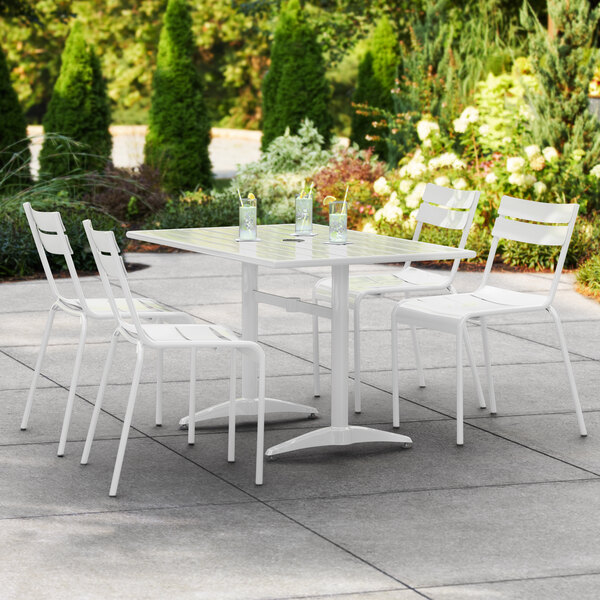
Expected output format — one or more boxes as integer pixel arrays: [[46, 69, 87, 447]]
[[146, 189, 239, 230], [233, 119, 332, 223], [0, 197, 125, 277], [39, 21, 112, 179], [577, 253, 600, 293], [350, 15, 399, 159], [144, 0, 213, 195], [0, 44, 31, 190], [522, 0, 600, 172], [261, 0, 332, 150]]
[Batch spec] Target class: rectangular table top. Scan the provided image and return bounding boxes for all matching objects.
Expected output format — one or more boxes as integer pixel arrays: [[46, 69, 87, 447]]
[[127, 223, 476, 269]]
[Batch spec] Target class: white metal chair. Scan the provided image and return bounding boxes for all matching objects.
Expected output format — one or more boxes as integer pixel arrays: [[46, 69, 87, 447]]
[[81, 220, 266, 496], [312, 183, 481, 412], [391, 195, 587, 445], [22, 202, 192, 456]]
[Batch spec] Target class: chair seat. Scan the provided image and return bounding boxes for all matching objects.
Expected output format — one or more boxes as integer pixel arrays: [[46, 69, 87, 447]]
[[60, 297, 181, 319], [394, 285, 548, 332], [314, 267, 452, 303], [140, 323, 238, 345]]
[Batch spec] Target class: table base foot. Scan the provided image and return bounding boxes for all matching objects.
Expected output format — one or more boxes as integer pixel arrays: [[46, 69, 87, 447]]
[[178, 397, 318, 429], [265, 426, 413, 457]]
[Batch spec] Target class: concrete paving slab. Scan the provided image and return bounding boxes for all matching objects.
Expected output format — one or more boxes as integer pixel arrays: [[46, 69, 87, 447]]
[[362, 360, 600, 418], [422, 573, 600, 600], [466, 411, 600, 474], [0, 437, 249, 518], [6, 339, 319, 388], [0, 386, 125, 446], [161, 419, 589, 502], [301, 591, 421, 600], [0, 350, 47, 390], [270, 479, 600, 588], [0, 502, 398, 600]]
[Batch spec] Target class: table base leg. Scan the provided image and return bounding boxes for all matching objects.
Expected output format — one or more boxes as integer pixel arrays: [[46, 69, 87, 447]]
[[178, 397, 318, 429], [265, 426, 413, 457]]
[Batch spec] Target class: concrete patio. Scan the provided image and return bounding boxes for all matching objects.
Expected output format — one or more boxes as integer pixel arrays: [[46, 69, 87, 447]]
[[1, 252, 600, 599]]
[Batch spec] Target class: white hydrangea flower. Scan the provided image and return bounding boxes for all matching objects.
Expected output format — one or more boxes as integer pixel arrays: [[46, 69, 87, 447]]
[[542, 146, 559, 162], [416, 119, 440, 141], [405, 182, 426, 208], [524, 145, 541, 159], [533, 181, 547, 195], [439, 152, 458, 167], [422, 138, 432, 148], [381, 200, 403, 221], [501, 136, 512, 145], [409, 209, 419, 221], [362, 222, 377, 233], [523, 174, 537, 187], [478, 124, 490, 136], [374, 208, 384, 222], [428, 157, 441, 171], [434, 176, 450, 186], [373, 176, 391, 196], [460, 106, 479, 123], [452, 158, 466, 170], [453, 118, 468, 133], [399, 165, 408, 177], [590, 164, 600, 178], [389, 191, 398, 204], [508, 173, 524, 186], [485, 172, 498, 184], [452, 178, 467, 190], [406, 160, 427, 179], [506, 157, 526, 173], [399, 179, 412, 194]]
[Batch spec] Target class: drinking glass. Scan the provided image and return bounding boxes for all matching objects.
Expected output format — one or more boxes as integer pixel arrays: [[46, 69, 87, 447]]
[[294, 193, 313, 235], [328, 200, 348, 244], [239, 197, 257, 241]]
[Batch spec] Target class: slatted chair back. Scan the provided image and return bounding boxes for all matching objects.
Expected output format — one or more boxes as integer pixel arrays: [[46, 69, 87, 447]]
[[23, 202, 89, 312], [406, 184, 480, 277], [82, 219, 147, 343], [481, 195, 579, 303]]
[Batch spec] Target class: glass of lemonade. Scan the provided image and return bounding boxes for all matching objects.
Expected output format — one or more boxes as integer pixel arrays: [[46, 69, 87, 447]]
[[295, 193, 313, 235], [328, 200, 348, 244], [239, 197, 257, 241]]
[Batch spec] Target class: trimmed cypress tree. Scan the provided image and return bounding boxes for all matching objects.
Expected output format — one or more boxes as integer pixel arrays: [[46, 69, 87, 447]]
[[350, 16, 399, 159], [39, 21, 112, 179], [145, 0, 212, 194], [522, 0, 600, 171], [0, 43, 31, 189], [261, 0, 332, 151]]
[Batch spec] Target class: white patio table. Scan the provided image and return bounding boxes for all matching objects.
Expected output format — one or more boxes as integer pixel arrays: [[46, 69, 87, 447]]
[[127, 223, 475, 457]]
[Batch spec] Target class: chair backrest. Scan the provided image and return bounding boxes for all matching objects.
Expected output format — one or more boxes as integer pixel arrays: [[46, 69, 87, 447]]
[[480, 195, 579, 304], [23, 202, 89, 311], [82, 219, 147, 342], [407, 183, 481, 276]]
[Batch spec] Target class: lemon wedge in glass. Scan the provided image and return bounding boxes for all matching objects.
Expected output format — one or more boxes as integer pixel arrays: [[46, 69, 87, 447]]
[[247, 192, 256, 200], [323, 195, 336, 205]]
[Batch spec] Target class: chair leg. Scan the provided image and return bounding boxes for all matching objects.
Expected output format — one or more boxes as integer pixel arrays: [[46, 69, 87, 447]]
[[312, 296, 321, 398], [188, 348, 197, 446], [456, 326, 464, 446], [109, 344, 144, 497], [57, 314, 88, 457], [155, 349, 163, 426], [81, 331, 119, 465], [21, 305, 58, 430], [409, 326, 426, 388], [480, 317, 497, 414], [391, 307, 400, 429], [463, 325, 486, 409], [255, 351, 266, 486], [353, 297, 362, 413], [228, 351, 236, 463], [548, 307, 587, 436]]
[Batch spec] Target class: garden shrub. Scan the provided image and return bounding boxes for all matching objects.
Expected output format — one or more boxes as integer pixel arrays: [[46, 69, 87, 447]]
[[146, 190, 238, 230], [577, 254, 600, 294], [0, 197, 125, 278], [312, 146, 386, 230], [39, 21, 112, 179], [261, 0, 332, 150], [0, 44, 31, 190], [80, 164, 168, 223], [144, 0, 212, 194]]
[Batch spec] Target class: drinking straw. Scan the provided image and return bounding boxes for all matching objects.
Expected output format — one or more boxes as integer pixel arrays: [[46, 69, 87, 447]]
[[342, 185, 349, 213], [300, 179, 306, 198], [308, 181, 314, 196], [237, 188, 243, 207]]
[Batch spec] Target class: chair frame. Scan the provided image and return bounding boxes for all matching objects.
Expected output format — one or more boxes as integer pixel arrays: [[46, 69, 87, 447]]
[[21, 202, 190, 456], [391, 195, 587, 445], [312, 184, 481, 412], [81, 220, 266, 496]]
